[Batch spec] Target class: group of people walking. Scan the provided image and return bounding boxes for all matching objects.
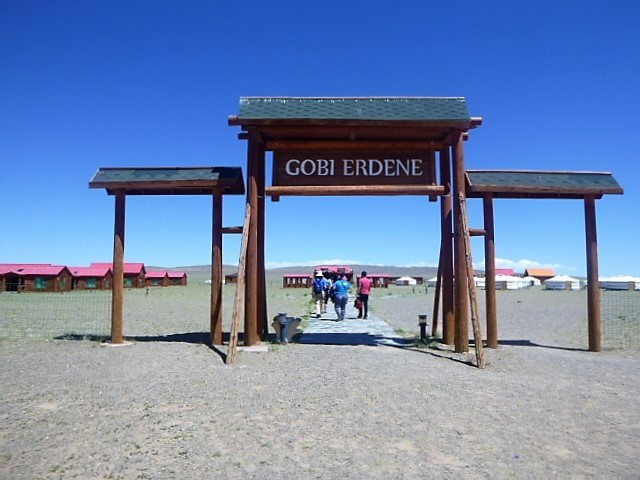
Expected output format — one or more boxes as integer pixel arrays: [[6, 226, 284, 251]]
[[311, 270, 372, 321]]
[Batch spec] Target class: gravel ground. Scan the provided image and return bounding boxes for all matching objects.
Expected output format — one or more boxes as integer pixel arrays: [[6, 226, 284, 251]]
[[2, 286, 639, 479]]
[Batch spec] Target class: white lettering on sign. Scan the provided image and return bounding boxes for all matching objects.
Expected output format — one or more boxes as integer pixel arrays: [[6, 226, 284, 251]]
[[283, 158, 424, 177]]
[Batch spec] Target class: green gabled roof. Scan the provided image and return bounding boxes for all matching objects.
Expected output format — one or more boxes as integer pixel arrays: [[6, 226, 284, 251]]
[[89, 167, 245, 195], [235, 97, 471, 122], [466, 170, 623, 199]]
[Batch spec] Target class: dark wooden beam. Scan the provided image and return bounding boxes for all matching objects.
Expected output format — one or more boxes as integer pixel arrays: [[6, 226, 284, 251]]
[[452, 132, 469, 353], [111, 190, 125, 344], [468, 228, 486, 237], [257, 138, 268, 340], [210, 191, 223, 345], [265, 185, 445, 197], [222, 226, 243, 234], [440, 147, 455, 346], [265, 140, 444, 151], [483, 193, 497, 349], [244, 130, 261, 346], [585, 195, 601, 352]]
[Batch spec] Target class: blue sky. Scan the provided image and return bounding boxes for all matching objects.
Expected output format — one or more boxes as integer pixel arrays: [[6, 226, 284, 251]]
[[2, 1, 638, 276]]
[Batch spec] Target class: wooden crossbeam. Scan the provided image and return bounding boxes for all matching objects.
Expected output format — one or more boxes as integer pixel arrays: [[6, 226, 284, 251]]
[[222, 226, 243, 234]]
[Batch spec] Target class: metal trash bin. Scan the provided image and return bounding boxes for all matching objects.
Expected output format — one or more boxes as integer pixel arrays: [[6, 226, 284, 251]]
[[272, 313, 301, 344]]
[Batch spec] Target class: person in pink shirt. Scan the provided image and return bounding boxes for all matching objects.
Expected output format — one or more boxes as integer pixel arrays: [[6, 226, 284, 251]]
[[357, 271, 372, 319]]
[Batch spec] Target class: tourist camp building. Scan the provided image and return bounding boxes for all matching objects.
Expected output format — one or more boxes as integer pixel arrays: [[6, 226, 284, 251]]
[[524, 268, 555, 283], [70, 265, 113, 290], [495, 268, 516, 276], [0, 264, 73, 292], [356, 273, 391, 288], [145, 270, 169, 287], [315, 265, 353, 281], [225, 273, 238, 285], [90, 262, 145, 288], [168, 271, 187, 286], [282, 274, 311, 288]]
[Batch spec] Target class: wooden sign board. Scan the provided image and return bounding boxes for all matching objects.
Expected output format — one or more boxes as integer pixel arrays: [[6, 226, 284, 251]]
[[273, 151, 436, 187]]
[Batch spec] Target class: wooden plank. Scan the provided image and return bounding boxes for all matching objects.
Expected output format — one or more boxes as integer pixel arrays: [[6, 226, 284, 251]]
[[227, 205, 251, 365], [483, 194, 498, 349], [111, 191, 125, 344], [440, 147, 455, 346], [210, 191, 223, 345], [266, 140, 444, 150], [266, 185, 445, 197], [452, 133, 469, 353], [458, 193, 486, 369], [585, 195, 601, 352]]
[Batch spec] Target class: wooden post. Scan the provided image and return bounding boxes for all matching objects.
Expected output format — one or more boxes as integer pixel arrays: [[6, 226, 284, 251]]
[[244, 130, 261, 346], [584, 195, 601, 352], [440, 147, 455, 345], [257, 141, 268, 340], [111, 190, 125, 344], [483, 193, 498, 348], [227, 205, 251, 365], [452, 133, 469, 353], [210, 190, 223, 345]]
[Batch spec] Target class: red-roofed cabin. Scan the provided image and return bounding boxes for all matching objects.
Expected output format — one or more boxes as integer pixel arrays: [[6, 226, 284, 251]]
[[315, 265, 354, 282], [495, 268, 516, 276], [283, 274, 312, 288], [70, 266, 113, 290], [0, 265, 23, 292], [168, 271, 187, 286], [356, 273, 391, 288], [524, 268, 555, 283], [90, 262, 146, 288], [145, 271, 169, 287], [1, 265, 73, 292]]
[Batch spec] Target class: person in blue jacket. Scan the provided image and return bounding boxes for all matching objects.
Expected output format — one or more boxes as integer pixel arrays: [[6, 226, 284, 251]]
[[332, 274, 351, 321]]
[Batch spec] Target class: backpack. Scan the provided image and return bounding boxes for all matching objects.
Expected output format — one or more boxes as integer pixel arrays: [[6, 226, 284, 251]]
[[313, 277, 324, 293]]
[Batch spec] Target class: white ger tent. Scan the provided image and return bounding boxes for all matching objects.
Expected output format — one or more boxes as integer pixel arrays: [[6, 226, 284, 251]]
[[427, 276, 485, 288], [523, 276, 542, 287], [545, 275, 581, 291], [599, 275, 640, 291], [495, 274, 530, 290]]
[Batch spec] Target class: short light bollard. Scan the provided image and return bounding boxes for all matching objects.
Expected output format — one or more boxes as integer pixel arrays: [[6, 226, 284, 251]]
[[418, 314, 429, 342]]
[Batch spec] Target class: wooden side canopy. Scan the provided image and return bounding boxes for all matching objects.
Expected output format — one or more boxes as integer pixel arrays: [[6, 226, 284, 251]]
[[89, 167, 244, 345], [464, 169, 623, 351]]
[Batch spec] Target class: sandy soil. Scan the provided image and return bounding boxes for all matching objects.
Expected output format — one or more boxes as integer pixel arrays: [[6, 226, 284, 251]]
[[1, 286, 639, 479]]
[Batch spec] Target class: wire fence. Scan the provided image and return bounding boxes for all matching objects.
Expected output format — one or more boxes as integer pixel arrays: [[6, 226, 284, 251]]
[[0, 283, 311, 343], [0, 290, 112, 342], [1, 286, 637, 348], [602, 290, 640, 349]]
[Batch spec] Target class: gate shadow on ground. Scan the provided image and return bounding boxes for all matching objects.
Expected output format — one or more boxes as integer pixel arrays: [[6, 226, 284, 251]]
[[295, 332, 414, 347], [498, 339, 588, 352], [55, 331, 281, 363]]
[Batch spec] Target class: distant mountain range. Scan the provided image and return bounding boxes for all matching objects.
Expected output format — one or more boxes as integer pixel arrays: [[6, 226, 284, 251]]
[[153, 264, 441, 283]]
